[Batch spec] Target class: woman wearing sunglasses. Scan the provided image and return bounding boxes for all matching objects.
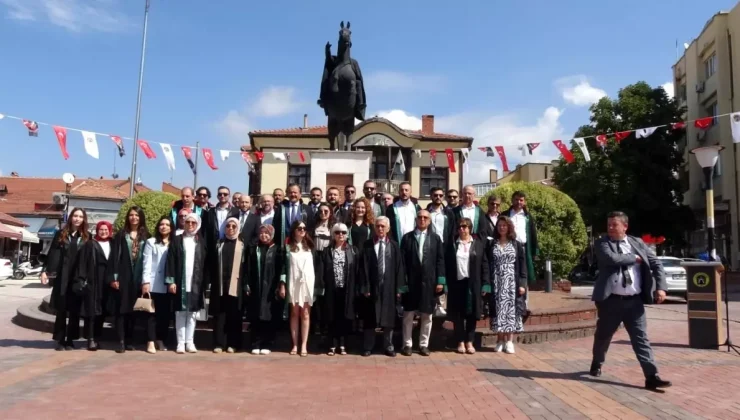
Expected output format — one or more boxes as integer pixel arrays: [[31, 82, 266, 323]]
[[445, 217, 490, 354], [311, 202, 335, 251], [283, 220, 322, 357], [321, 223, 358, 356]]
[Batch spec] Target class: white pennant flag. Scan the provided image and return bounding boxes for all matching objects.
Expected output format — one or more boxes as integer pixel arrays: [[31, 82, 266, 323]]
[[635, 126, 658, 139], [731, 112, 740, 143], [220, 150, 230, 161], [573, 138, 591, 162], [395, 150, 406, 174], [518, 145, 527, 157], [160, 143, 176, 171], [414, 149, 422, 158], [80, 130, 99, 159], [272, 152, 287, 161], [461, 148, 470, 173]]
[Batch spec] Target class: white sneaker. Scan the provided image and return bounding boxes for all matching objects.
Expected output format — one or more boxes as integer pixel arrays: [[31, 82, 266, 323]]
[[186, 343, 198, 353], [251, 349, 260, 355], [176, 344, 185, 354], [504, 341, 515, 354], [494, 342, 504, 353], [259, 349, 271, 355]]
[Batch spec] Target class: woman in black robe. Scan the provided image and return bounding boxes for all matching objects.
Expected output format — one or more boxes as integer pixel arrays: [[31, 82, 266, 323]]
[[321, 223, 358, 356], [245, 224, 283, 355], [108, 206, 148, 353], [444, 217, 490, 355], [41, 207, 90, 351], [348, 197, 374, 251], [74, 220, 113, 351], [209, 217, 247, 353], [166, 212, 207, 354]]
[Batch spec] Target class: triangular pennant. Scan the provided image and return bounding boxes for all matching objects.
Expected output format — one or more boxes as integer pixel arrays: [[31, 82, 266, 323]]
[[518, 145, 527, 157], [414, 149, 422, 158], [635, 126, 659, 139], [254, 151, 264, 162], [181, 146, 196, 175], [429, 149, 437, 172], [272, 152, 287, 161], [614, 131, 631, 142], [52, 126, 69, 160], [485, 147, 495, 157], [526, 143, 539, 155], [445, 148, 456, 173], [110, 135, 125, 157], [202, 148, 218, 170], [80, 130, 99, 159], [220, 150, 230, 161], [0, 113, 5, 119], [573, 138, 590, 162], [395, 150, 406, 174], [23, 120, 39, 137], [477, 147, 488, 152], [241, 151, 255, 173], [671, 121, 686, 130], [552, 140, 575, 164], [494, 146, 509, 172], [695, 117, 713, 130], [160, 143, 176, 171], [137, 139, 157, 159]]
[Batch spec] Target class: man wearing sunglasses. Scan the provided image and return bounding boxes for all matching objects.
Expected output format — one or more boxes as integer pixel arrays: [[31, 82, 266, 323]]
[[170, 186, 203, 224], [445, 189, 459, 211], [341, 185, 356, 212], [480, 196, 502, 240], [362, 180, 383, 218]]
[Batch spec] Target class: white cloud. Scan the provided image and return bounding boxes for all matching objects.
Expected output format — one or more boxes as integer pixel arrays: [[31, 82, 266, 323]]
[[374, 109, 422, 130], [216, 110, 252, 143], [248, 86, 302, 118], [0, 0, 131, 33], [555, 75, 607, 106], [661, 82, 674, 98], [365, 71, 445, 94]]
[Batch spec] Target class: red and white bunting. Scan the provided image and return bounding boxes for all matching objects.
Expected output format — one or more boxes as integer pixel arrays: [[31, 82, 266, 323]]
[[573, 138, 590, 162], [52, 126, 69, 160], [202, 148, 218, 170], [552, 140, 575, 163], [494, 146, 509, 171], [80, 130, 99, 159]]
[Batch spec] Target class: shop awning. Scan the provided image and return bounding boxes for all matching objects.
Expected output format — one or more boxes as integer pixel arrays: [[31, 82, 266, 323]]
[[6, 225, 40, 244], [0, 223, 22, 241], [37, 226, 59, 240]]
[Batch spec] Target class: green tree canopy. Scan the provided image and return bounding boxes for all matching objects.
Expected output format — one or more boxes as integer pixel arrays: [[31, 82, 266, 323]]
[[551, 82, 695, 244], [482, 181, 587, 279], [114, 191, 178, 235]]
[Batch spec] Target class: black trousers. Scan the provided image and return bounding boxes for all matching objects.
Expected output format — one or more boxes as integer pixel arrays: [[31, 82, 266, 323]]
[[250, 319, 277, 349], [453, 313, 477, 343], [146, 293, 173, 343], [53, 310, 80, 343], [311, 296, 327, 334], [115, 313, 135, 345], [84, 316, 104, 341], [213, 296, 243, 349], [329, 288, 351, 346]]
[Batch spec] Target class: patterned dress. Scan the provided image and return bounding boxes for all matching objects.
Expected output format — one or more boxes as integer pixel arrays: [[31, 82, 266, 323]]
[[490, 241, 523, 333]]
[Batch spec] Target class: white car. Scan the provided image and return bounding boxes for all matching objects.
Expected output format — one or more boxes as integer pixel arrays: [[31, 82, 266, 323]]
[[0, 258, 13, 280], [658, 256, 687, 295]]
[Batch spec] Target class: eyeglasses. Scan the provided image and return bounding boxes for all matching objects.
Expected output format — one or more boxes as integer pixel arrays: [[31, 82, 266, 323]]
[[458, 225, 470, 230], [226, 224, 238, 229], [296, 226, 306, 231], [320, 209, 330, 214], [432, 194, 444, 197], [217, 192, 229, 197], [334, 231, 347, 235], [417, 216, 430, 220], [197, 193, 208, 198], [346, 190, 355, 194], [185, 221, 197, 225], [448, 196, 458, 200], [490, 202, 500, 206], [364, 187, 375, 191]]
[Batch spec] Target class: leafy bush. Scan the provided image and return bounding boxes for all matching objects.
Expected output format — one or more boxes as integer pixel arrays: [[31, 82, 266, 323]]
[[482, 182, 587, 280], [114, 191, 178, 235]]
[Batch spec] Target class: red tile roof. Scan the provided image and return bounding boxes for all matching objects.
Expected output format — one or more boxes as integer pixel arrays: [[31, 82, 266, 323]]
[[161, 182, 181, 195]]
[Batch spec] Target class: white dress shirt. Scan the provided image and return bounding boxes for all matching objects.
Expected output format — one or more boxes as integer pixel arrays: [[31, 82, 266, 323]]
[[142, 238, 169, 294], [394, 200, 417, 237], [260, 209, 275, 226], [510, 209, 528, 244], [183, 236, 196, 293], [215, 205, 231, 239], [239, 211, 250, 229], [456, 239, 472, 280], [461, 203, 476, 221], [98, 241, 111, 260], [429, 206, 447, 243], [611, 239, 642, 296], [374, 237, 389, 258]]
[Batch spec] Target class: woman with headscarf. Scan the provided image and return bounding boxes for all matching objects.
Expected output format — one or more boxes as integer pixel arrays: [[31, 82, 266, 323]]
[[165, 212, 207, 354], [74, 220, 112, 351], [41, 207, 90, 351], [209, 217, 247, 354], [109, 206, 148, 354], [245, 224, 284, 355], [141, 216, 176, 354], [321, 223, 358, 356]]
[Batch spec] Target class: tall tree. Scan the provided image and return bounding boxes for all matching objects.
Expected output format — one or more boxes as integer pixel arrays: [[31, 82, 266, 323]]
[[552, 82, 694, 244]]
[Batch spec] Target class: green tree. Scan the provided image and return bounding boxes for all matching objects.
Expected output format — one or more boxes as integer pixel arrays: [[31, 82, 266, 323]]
[[551, 82, 694, 244], [114, 191, 178, 235], [482, 181, 587, 279]]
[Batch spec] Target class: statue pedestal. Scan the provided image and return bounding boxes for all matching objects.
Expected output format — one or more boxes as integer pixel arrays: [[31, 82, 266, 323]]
[[309, 151, 371, 197]]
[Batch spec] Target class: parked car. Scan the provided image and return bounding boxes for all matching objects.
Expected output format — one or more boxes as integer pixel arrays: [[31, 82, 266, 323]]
[[658, 256, 687, 296], [0, 258, 13, 280]]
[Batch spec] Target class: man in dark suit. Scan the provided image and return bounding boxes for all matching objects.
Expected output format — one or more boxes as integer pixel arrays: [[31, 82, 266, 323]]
[[282, 183, 310, 235], [327, 187, 349, 224], [590, 211, 671, 391], [306, 187, 323, 222]]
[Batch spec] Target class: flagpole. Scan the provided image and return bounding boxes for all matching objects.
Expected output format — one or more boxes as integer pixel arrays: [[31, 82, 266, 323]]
[[128, 0, 151, 198], [193, 141, 200, 189]]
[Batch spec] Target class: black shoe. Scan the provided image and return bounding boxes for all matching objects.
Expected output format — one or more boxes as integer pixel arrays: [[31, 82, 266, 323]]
[[589, 362, 602, 377], [116, 342, 126, 354], [64, 340, 75, 351], [401, 346, 413, 357], [125, 345, 135, 351], [362, 350, 372, 357], [55, 341, 66, 351], [385, 350, 396, 358], [419, 347, 431, 357], [87, 340, 99, 351], [645, 375, 672, 390]]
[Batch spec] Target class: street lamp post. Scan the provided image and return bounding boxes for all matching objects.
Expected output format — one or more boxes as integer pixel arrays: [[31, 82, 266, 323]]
[[690, 145, 724, 261]]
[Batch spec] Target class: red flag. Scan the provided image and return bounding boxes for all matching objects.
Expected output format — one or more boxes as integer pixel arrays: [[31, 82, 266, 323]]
[[671, 121, 686, 130], [298, 151, 306, 163], [109, 135, 125, 157], [240, 151, 251, 163], [595, 134, 608, 148], [181, 147, 196, 175], [52, 126, 70, 160], [445, 148, 456, 173], [552, 140, 575, 163], [494, 146, 509, 172], [254, 151, 264, 162], [614, 131, 630, 143], [695, 117, 713, 129], [137, 139, 157, 159], [202, 148, 218, 170], [477, 147, 487, 152]]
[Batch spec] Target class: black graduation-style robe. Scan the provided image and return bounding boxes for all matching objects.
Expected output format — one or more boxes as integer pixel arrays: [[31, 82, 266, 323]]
[[358, 238, 408, 328], [386, 200, 422, 243], [245, 243, 283, 322], [74, 240, 110, 317], [108, 231, 145, 315], [400, 230, 446, 314], [44, 230, 85, 312], [453, 205, 487, 238], [348, 222, 373, 251], [208, 237, 247, 315], [165, 234, 207, 312], [239, 212, 262, 246], [426, 205, 455, 244], [444, 237, 490, 320], [320, 244, 358, 323]]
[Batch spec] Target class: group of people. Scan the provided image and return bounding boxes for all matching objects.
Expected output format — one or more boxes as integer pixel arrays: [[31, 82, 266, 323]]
[[42, 180, 538, 358]]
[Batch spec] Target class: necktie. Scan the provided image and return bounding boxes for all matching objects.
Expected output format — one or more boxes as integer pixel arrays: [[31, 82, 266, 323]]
[[417, 232, 425, 262], [616, 241, 633, 287], [291, 204, 296, 223], [240, 213, 246, 229], [378, 240, 385, 277]]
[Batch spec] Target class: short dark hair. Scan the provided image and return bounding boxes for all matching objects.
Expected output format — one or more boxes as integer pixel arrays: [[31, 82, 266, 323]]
[[310, 187, 322, 194], [447, 189, 458, 195], [287, 183, 301, 192], [344, 185, 355, 191], [399, 181, 411, 189], [327, 187, 340, 194], [607, 211, 629, 225], [197, 186, 211, 198], [512, 190, 526, 200], [217, 186, 230, 193], [429, 187, 444, 196]]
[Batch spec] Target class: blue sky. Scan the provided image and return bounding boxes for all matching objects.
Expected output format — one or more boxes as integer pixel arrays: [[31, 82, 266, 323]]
[[0, 0, 735, 190]]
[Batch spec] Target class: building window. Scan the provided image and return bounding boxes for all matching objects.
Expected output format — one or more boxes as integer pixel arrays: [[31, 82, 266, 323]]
[[678, 84, 687, 102], [287, 164, 310, 195], [706, 101, 719, 125], [420, 167, 448, 197], [704, 53, 717, 79], [370, 154, 388, 180]]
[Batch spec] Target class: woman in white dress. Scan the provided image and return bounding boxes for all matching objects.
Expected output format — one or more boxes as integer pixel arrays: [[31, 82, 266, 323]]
[[283, 220, 322, 356]]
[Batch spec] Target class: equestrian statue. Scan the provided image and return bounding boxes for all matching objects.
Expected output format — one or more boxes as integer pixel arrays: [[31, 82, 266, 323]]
[[317, 21, 367, 151]]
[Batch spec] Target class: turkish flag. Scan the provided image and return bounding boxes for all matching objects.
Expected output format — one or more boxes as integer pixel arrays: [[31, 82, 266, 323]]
[[137, 139, 157, 159], [254, 151, 264, 162], [494, 146, 509, 172], [595, 134, 608, 148], [298, 151, 306, 162], [614, 131, 631, 143], [552, 140, 575, 163], [477, 147, 488, 152], [695, 117, 713, 129], [52, 126, 70, 160], [202, 147, 218, 170], [445, 148, 456, 172], [671, 121, 686, 130]]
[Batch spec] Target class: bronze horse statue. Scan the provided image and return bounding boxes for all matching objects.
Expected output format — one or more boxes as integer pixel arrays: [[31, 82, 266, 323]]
[[318, 21, 367, 150]]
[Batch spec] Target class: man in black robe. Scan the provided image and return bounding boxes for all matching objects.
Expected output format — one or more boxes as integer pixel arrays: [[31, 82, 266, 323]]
[[359, 216, 407, 357], [400, 210, 445, 356]]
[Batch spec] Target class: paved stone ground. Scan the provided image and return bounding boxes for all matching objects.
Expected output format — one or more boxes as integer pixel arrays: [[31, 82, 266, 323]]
[[1, 280, 739, 419]]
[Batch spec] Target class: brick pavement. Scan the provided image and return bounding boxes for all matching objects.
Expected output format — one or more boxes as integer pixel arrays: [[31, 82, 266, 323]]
[[1, 281, 739, 419]]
